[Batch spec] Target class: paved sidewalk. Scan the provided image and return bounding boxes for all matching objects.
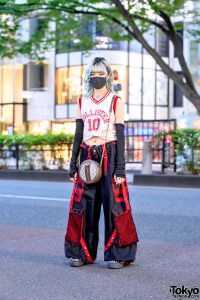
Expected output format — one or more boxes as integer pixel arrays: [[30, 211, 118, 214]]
[[1, 228, 199, 300], [0, 180, 199, 300]]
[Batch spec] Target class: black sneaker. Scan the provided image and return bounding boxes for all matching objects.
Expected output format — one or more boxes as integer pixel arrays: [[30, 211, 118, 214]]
[[69, 258, 85, 267]]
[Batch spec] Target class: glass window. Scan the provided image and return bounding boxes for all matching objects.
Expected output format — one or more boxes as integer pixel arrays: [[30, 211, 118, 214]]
[[128, 105, 141, 120], [2, 64, 14, 103], [143, 54, 156, 70], [189, 40, 198, 81], [174, 24, 183, 58], [143, 69, 155, 106], [129, 67, 141, 105], [56, 66, 83, 105], [173, 84, 183, 107], [156, 106, 168, 119], [56, 67, 68, 105], [129, 40, 142, 53], [143, 26, 155, 54], [0, 63, 25, 133], [25, 62, 48, 91], [156, 29, 169, 58], [156, 71, 168, 106], [68, 66, 84, 103], [16, 64, 23, 103], [111, 65, 128, 103], [143, 106, 155, 120]]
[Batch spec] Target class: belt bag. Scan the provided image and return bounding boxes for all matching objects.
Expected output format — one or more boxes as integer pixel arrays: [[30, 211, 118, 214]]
[[78, 95, 115, 184]]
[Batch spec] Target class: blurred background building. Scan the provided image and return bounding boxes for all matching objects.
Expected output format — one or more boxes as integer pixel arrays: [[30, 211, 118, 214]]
[[0, 13, 200, 135]]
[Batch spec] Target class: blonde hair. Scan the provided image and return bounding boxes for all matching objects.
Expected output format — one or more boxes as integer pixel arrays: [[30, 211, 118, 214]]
[[83, 57, 114, 97]]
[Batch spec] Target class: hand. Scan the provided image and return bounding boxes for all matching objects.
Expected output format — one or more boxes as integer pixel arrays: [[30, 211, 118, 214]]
[[70, 172, 77, 183], [114, 174, 125, 185]]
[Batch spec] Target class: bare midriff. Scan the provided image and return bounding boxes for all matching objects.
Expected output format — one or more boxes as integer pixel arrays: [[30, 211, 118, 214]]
[[84, 136, 106, 146]]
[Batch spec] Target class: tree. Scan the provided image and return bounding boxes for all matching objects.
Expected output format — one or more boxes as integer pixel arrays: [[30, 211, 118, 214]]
[[1, 0, 200, 113]]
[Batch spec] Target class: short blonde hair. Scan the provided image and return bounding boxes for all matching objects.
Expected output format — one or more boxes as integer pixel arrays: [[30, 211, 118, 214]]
[[84, 57, 114, 96]]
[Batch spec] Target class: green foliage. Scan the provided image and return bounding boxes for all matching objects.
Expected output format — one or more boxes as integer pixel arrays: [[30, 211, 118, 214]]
[[0, 133, 74, 170], [0, 0, 199, 59], [0, 133, 74, 147], [153, 128, 200, 175]]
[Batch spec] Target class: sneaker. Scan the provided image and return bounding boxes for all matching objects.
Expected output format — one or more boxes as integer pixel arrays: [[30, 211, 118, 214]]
[[107, 260, 131, 269], [69, 258, 85, 267]]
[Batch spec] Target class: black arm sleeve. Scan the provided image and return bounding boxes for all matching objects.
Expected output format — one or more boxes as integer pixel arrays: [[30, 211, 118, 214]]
[[115, 123, 125, 178], [68, 119, 84, 178]]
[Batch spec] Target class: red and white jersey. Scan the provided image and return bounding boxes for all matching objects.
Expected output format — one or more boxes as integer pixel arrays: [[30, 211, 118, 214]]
[[79, 91, 121, 143]]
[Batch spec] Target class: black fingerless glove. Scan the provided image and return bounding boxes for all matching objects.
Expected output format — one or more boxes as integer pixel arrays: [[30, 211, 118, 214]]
[[115, 123, 126, 178], [68, 119, 84, 178]]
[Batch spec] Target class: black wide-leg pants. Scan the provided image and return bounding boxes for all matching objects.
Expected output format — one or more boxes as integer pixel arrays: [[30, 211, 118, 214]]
[[64, 140, 139, 262]]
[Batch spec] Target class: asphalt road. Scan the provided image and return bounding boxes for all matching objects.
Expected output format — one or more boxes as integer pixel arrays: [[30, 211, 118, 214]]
[[0, 180, 200, 300]]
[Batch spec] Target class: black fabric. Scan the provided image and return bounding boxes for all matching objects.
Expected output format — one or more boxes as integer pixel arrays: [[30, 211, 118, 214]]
[[68, 119, 84, 178], [115, 123, 125, 178], [64, 141, 138, 262], [89, 77, 106, 89]]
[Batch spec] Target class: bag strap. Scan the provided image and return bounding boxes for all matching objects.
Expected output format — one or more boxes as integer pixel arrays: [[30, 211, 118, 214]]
[[77, 94, 116, 167], [99, 95, 116, 166]]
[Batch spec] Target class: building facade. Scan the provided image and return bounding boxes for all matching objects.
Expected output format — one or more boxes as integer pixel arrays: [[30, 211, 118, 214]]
[[0, 17, 200, 135]]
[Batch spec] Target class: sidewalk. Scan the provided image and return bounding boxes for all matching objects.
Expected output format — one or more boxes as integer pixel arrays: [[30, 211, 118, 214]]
[[0, 169, 200, 188]]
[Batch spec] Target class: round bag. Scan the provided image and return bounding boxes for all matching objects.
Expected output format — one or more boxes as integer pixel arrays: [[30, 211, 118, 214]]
[[78, 159, 102, 184]]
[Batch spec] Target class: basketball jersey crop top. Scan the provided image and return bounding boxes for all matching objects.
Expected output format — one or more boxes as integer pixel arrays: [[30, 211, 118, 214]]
[[79, 91, 122, 143]]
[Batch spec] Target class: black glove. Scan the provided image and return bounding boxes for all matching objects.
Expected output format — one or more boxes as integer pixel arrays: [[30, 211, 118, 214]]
[[69, 119, 84, 178], [115, 123, 125, 178]]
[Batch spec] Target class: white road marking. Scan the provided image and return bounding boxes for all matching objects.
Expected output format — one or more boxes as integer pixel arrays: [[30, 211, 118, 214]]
[[0, 194, 70, 202]]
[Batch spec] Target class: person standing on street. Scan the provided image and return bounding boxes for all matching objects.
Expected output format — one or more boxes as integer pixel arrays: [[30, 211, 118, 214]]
[[64, 57, 139, 269]]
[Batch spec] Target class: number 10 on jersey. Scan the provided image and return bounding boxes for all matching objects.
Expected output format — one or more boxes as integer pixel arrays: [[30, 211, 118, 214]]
[[87, 118, 100, 131]]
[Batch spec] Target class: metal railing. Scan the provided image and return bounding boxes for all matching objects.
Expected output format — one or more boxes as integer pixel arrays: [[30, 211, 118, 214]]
[[0, 144, 72, 171], [0, 120, 177, 173], [124, 119, 176, 173]]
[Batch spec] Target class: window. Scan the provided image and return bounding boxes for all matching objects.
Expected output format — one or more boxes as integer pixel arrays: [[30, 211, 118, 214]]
[[143, 69, 155, 106], [0, 63, 25, 132], [129, 67, 141, 105], [56, 66, 83, 105], [24, 62, 48, 91], [174, 24, 183, 58], [157, 29, 169, 57], [156, 71, 168, 106], [173, 73, 183, 107]]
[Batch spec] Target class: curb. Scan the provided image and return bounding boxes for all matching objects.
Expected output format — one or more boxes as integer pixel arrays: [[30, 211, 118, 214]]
[[0, 170, 200, 188], [133, 174, 200, 189], [0, 170, 70, 182]]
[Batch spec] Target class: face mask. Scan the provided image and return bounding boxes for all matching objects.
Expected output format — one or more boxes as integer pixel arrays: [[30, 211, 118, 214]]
[[89, 77, 107, 89]]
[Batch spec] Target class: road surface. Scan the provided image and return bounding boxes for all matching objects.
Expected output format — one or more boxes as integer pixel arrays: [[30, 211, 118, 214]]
[[0, 180, 199, 300]]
